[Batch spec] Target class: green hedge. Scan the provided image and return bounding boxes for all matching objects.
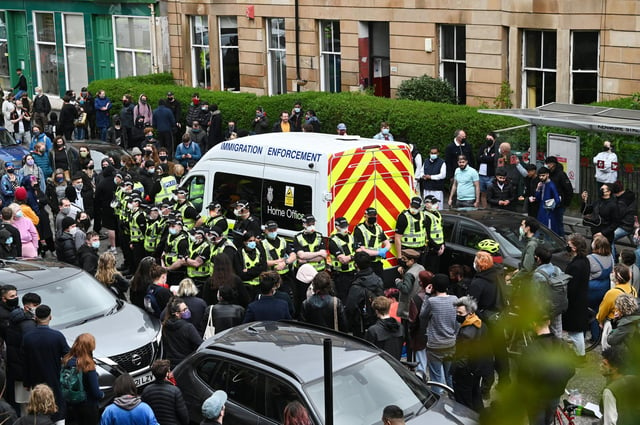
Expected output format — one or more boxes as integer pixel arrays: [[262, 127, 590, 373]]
[[88, 74, 640, 160]]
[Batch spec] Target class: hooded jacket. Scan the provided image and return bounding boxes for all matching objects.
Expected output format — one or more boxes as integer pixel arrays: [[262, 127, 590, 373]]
[[345, 267, 384, 335], [365, 317, 404, 360], [100, 395, 158, 425], [161, 318, 202, 368], [468, 265, 500, 321]]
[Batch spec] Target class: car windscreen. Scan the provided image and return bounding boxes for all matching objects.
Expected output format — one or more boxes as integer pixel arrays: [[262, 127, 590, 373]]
[[304, 355, 434, 425], [489, 223, 565, 258], [30, 273, 119, 329]]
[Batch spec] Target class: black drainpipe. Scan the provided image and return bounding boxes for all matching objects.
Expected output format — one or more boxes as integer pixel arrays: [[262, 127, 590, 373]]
[[295, 0, 301, 92]]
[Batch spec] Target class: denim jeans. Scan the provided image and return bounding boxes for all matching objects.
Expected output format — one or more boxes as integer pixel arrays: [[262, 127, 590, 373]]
[[612, 227, 631, 259], [415, 349, 427, 375], [566, 331, 585, 356], [427, 346, 454, 393]]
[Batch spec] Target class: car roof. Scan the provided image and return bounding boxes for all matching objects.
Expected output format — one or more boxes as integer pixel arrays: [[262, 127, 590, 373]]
[[202, 321, 381, 383], [0, 258, 83, 289], [441, 208, 526, 224]]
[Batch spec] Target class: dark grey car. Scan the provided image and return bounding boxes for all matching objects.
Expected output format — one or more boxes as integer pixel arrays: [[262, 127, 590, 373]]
[[440, 209, 570, 273], [173, 321, 478, 425], [1, 259, 161, 404]]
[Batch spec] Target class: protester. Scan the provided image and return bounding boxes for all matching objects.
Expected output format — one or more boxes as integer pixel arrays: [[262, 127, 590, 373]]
[[562, 234, 590, 360], [100, 374, 158, 425], [200, 390, 227, 425], [161, 297, 201, 368], [140, 359, 189, 425]]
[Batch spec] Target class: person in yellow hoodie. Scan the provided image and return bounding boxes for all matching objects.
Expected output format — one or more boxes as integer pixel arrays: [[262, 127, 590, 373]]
[[451, 296, 490, 412], [597, 263, 638, 333]]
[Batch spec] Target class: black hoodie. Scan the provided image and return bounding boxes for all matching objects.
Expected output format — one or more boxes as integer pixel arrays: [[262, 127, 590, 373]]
[[365, 317, 404, 360], [468, 265, 500, 317]]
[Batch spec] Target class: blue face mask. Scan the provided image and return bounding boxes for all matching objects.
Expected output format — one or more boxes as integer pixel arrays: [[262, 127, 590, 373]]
[[180, 309, 191, 320], [169, 228, 178, 235], [267, 231, 278, 240], [382, 128, 390, 135], [91, 241, 100, 249], [246, 241, 257, 250]]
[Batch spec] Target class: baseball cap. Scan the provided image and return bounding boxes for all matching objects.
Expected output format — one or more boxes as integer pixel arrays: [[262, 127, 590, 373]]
[[123, 180, 134, 187], [167, 91, 174, 96], [232, 200, 249, 209], [264, 220, 278, 230], [337, 123, 347, 130], [175, 188, 187, 196], [365, 207, 377, 216], [5, 162, 13, 169], [303, 214, 316, 224], [410, 196, 422, 208], [335, 217, 349, 228], [424, 195, 439, 204], [202, 390, 227, 420], [207, 201, 222, 210]]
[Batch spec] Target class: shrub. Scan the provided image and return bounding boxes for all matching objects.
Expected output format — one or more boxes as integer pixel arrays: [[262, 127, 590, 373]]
[[396, 75, 457, 104]]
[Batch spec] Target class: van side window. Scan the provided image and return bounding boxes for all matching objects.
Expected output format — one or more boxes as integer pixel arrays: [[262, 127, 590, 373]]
[[212, 172, 312, 231], [184, 175, 206, 211], [213, 172, 263, 219]]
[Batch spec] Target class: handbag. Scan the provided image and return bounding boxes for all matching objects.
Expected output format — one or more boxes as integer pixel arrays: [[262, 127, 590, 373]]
[[203, 307, 215, 340], [74, 112, 87, 127], [544, 198, 556, 210], [582, 204, 602, 227]]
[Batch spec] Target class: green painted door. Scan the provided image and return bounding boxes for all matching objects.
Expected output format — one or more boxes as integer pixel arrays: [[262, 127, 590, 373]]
[[6, 11, 31, 94], [92, 15, 114, 80]]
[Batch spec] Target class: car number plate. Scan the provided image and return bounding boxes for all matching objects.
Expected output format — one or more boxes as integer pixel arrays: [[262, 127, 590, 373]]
[[133, 371, 154, 387]]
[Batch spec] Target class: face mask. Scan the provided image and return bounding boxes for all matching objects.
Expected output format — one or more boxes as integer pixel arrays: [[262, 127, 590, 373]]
[[61, 207, 70, 215], [127, 202, 135, 209], [456, 314, 467, 324], [566, 245, 573, 253], [382, 129, 390, 135], [74, 184, 83, 191], [367, 217, 377, 225], [80, 151, 88, 158], [397, 259, 407, 268], [256, 112, 263, 118], [267, 231, 278, 240], [26, 159, 34, 166], [192, 98, 200, 105], [246, 241, 257, 250], [228, 125, 234, 131], [460, 137, 467, 144], [91, 241, 100, 249], [123, 100, 130, 106], [519, 227, 525, 238], [180, 309, 191, 320], [15, 210, 23, 218], [69, 227, 78, 235], [169, 227, 178, 235], [6, 298, 18, 308], [201, 107, 208, 111], [6, 169, 13, 174], [294, 107, 301, 113], [338, 227, 349, 235], [141, 99, 147, 104], [148, 168, 155, 174], [233, 209, 242, 217], [159, 156, 167, 161], [79, 99, 85, 105], [5, 236, 13, 245], [189, 234, 197, 242], [33, 131, 39, 137], [430, 154, 438, 160], [603, 146, 610, 152], [57, 144, 64, 150], [409, 207, 419, 215], [305, 225, 315, 234], [146, 135, 154, 140], [120, 163, 125, 168]]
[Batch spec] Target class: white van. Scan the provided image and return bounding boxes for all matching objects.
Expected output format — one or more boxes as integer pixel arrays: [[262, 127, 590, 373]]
[[181, 132, 414, 263]]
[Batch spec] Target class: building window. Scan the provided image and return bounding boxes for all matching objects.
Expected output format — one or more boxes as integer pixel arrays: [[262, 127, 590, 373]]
[[571, 31, 599, 104], [320, 20, 341, 93], [63, 14, 88, 93], [219, 16, 239, 91], [440, 25, 466, 104], [267, 18, 286, 95], [190, 16, 209, 89], [113, 16, 151, 78], [522, 30, 556, 107], [34, 12, 59, 94]]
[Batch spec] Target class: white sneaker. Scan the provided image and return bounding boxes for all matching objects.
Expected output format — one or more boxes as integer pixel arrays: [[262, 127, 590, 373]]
[[109, 246, 117, 253]]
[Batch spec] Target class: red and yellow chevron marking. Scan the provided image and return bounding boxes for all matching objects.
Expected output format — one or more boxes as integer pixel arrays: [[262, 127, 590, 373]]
[[327, 144, 414, 267]]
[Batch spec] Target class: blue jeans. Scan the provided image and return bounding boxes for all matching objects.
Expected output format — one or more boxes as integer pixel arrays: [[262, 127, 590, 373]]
[[99, 126, 108, 141], [427, 346, 454, 393], [612, 227, 631, 259], [74, 126, 85, 141]]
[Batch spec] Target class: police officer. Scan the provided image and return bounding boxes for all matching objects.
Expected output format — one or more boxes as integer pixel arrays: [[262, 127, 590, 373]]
[[262, 220, 297, 301], [185, 227, 212, 289], [353, 207, 391, 279], [238, 232, 267, 300], [207, 226, 242, 274], [160, 219, 190, 284], [394, 196, 426, 261], [152, 163, 177, 203], [174, 188, 200, 231], [231, 200, 261, 247], [128, 194, 147, 266], [293, 214, 327, 312], [144, 205, 166, 259], [197, 201, 228, 236], [116, 180, 135, 273], [423, 195, 445, 272], [329, 217, 356, 302]]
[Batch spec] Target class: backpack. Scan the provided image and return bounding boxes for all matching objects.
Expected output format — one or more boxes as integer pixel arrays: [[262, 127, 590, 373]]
[[537, 267, 571, 317], [144, 285, 161, 318], [60, 364, 86, 403]]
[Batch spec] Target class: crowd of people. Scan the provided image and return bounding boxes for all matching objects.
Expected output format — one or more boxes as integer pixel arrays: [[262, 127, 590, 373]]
[[0, 80, 638, 425]]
